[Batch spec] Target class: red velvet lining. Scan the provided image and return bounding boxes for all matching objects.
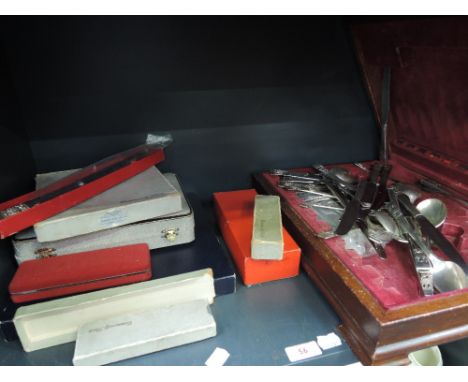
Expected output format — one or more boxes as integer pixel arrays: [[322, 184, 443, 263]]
[[352, 18, 468, 196], [261, 161, 467, 310]]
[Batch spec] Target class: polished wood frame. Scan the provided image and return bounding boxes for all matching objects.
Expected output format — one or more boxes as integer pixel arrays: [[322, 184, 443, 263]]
[[254, 173, 468, 365]]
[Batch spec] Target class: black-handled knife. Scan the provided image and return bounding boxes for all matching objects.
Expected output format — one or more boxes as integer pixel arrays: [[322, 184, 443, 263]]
[[360, 163, 382, 210], [357, 163, 384, 221], [335, 164, 382, 235], [372, 164, 393, 210], [334, 181, 367, 235], [398, 194, 468, 274]]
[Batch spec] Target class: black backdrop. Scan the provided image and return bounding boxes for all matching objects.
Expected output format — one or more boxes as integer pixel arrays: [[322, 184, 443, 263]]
[[0, 16, 466, 365], [0, 16, 377, 199]]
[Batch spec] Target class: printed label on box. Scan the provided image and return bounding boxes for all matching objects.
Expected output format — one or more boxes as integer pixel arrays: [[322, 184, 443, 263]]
[[100, 210, 128, 227]]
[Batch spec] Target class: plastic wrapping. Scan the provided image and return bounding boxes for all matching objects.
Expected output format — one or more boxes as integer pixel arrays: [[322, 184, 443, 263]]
[[146, 133, 173, 147], [343, 229, 377, 257], [299, 194, 390, 257]]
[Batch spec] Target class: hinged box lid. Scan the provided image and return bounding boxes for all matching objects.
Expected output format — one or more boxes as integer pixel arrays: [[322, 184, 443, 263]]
[[352, 17, 468, 197]]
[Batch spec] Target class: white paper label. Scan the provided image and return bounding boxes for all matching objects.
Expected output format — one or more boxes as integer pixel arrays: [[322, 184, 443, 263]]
[[205, 347, 230, 366], [284, 341, 322, 363], [316, 332, 342, 350]]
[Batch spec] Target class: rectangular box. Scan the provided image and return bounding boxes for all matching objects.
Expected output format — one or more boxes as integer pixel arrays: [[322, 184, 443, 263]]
[[0, 143, 165, 239], [255, 165, 468, 365], [33, 166, 182, 242], [73, 299, 216, 366], [12, 173, 194, 264], [252, 195, 284, 260], [214, 189, 301, 286], [9, 244, 151, 303], [13, 268, 215, 352]]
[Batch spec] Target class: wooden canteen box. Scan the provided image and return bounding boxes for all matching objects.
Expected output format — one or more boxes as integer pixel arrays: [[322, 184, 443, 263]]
[[254, 18, 468, 365]]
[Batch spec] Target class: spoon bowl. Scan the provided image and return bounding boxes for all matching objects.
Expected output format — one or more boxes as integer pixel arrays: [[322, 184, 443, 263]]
[[416, 198, 448, 228], [430, 254, 468, 292], [371, 211, 402, 241], [379, 198, 448, 243], [394, 183, 421, 204], [367, 224, 394, 245], [328, 167, 357, 185]]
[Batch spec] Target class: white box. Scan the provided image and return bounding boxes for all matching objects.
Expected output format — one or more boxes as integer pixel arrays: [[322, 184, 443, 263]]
[[12, 173, 194, 264], [33, 166, 182, 242], [73, 299, 216, 366], [13, 268, 215, 352]]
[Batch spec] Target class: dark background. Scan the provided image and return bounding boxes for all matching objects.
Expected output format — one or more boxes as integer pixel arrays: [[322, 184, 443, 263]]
[[0, 16, 377, 201]]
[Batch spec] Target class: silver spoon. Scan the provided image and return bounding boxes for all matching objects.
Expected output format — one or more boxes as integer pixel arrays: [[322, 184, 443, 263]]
[[377, 199, 448, 243], [394, 183, 421, 204], [430, 255, 468, 292], [371, 211, 401, 241], [387, 190, 468, 292], [365, 216, 394, 245], [416, 198, 448, 228], [328, 167, 357, 185]]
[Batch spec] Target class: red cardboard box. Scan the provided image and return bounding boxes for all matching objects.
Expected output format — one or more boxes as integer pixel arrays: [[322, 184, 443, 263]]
[[214, 189, 301, 285], [9, 243, 151, 303]]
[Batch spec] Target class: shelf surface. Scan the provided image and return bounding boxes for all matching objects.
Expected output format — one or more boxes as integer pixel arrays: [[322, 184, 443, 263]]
[[0, 272, 357, 366], [0, 188, 357, 366]]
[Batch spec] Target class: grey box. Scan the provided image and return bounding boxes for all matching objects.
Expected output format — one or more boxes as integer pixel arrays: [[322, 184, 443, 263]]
[[33, 166, 182, 242], [14, 269, 215, 352], [73, 299, 217, 366], [12, 173, 195, 264]]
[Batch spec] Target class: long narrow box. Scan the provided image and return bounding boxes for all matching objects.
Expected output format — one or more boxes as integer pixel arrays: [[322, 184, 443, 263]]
[[13, 268, 214, 352], [0, 143, 165, 239], [8, 244, 151, 303], [214, 189, 301, 286], [251, 195, 284, 260], [73, 299, 216, 366], [12, 173, 193, 263], [33, 166, 182, 242]]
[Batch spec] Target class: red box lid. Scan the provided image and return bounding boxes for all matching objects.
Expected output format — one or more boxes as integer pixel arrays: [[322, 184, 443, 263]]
[[214, 189, 257, 222], [352, 17, 467, 197], [9, 243, 151, 303], [0, 144, 165, 239]]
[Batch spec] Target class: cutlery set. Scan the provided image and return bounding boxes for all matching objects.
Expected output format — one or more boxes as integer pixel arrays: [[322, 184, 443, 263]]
[[272, 163, 468, 296]]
